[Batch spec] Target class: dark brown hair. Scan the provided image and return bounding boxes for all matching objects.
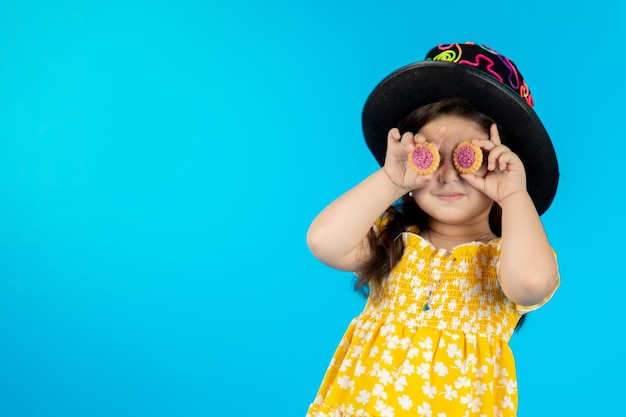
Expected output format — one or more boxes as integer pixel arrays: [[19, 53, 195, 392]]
[[355, 98, 503, 299]]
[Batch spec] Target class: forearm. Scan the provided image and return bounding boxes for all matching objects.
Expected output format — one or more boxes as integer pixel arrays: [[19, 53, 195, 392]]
[[306, 169, 406, 271], [498, 191, 558, 306]]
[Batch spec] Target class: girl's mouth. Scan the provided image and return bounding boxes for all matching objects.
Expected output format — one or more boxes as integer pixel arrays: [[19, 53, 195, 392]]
[[437, 193, 464, 203]]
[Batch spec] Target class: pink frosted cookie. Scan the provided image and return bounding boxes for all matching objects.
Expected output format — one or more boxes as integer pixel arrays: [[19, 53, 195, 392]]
[[408, 142, 440, 175], [453, 141, 483, 174]]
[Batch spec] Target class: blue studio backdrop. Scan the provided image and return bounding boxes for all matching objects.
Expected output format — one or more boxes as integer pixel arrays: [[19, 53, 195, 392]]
[[1, 1, 624, 416]]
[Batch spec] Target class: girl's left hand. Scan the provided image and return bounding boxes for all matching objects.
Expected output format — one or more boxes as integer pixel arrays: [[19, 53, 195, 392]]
[[461, 124, 528, 205]]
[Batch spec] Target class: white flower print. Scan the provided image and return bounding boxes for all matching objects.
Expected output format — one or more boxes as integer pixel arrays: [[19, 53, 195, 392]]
[[368, 363, 381, 377], [475, 264, 483, 278], [466, 353, 477, 366], [501, 395, 515, 410], [421, 381, 437, 399], [492, 361, 502, 378], [495, 345, 503, 360], [478, 293, 487, 305], [459, 259, 469, 273], [460, 393, 483, 413], [473, 380, 487, 395], [433, 361, 449, 377], [369, 346, 379, 358], [449, 332, 461, 341], [432, 268, 442, 281], [499, 377, 517, 395], [372, 383, 388, 399], [399, 337, 411, 350], [354, 360, 366, 377], [337, 375, 354, 389], [416, 363, 430, 380], [387, 335, 400, 350], [407, 347, 420, 359], [393, 375, 407, 392], [454, 376, 471, 389], [416, 257, 426, 272], [398, 360, 415, 376], [442, 384, 458, 401], [473, 364, 488, 378], [453, 358, 470, 374], [381, 323, 395, 336], [379, 369, 393, 385], [375, 399, 395, 417], [356, 389, 371, 405], [339, 358, 353, 372], [446, 343, 462, 359], [351, 345, 363, 358], [419, 337, 433, 352], [398, 394, 413, 410], [381, 349, 393, 364], [406, 317, 418, 329], [417, 401, 433, 417], [459, 278, 469, 290], [422, 349, 434, 362]]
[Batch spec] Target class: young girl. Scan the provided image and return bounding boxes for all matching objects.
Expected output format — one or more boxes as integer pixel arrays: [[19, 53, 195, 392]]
[[305, 43, 560, 417]]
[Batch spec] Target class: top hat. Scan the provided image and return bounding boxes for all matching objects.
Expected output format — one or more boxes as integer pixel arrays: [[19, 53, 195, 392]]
[[362, 42, 559, 215]]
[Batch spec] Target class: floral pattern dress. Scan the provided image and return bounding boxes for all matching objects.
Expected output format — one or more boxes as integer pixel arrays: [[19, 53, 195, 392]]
[[306, 232, 559, 417]]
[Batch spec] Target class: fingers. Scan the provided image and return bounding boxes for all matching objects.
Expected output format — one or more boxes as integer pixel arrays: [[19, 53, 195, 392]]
[[396, 126, 447, 150], [430, 126, 448, 148], [401, 131, 417, 148], [388, 127, 401, 142], [489, 124, 502, 145], [468, 125, 510, 172], [460, 171, 485, 192], [399, 131, 426, 153]]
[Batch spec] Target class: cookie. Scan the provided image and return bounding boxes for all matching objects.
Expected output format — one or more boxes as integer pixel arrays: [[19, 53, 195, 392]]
[[408, 142, 440, 175], [452, 141, 483, 174]]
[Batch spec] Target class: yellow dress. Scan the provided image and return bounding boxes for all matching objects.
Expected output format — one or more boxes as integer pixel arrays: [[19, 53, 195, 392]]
[[306, 232, 559, 417]]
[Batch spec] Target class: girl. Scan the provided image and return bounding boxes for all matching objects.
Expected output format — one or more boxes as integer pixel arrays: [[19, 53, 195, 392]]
[[305, 43, 560, 417]]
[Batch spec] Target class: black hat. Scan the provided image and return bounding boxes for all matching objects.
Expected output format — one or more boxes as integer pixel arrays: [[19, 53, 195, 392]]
[[362, 42, 559, 215]]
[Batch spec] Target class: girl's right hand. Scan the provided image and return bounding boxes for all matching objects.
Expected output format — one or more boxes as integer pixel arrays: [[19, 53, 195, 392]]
[[382, 127, 446, 192]]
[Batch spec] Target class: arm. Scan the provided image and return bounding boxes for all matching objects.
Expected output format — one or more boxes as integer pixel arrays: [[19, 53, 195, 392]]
[[464, 125, 558, 306], [306, 169, 405, 271], [498, 191, 558, 306], [307, 127, 446, 272]]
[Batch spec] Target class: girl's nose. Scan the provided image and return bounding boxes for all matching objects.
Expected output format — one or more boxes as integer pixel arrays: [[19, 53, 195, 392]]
[[436, 158, 460, 183]]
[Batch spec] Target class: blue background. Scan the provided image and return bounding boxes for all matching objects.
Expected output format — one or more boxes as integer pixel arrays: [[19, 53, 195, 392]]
[[0, 1, 623, 416]]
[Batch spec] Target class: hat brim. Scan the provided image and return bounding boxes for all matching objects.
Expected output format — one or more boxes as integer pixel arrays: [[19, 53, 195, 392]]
[[362, 60, 559, 215]]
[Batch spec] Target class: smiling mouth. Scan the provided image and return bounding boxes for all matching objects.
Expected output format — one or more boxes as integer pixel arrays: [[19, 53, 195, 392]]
[[437, 193, 464, 202]]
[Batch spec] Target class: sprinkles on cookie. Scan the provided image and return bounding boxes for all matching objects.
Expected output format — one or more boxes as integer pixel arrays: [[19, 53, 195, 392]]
[[408, 142, 440, 175], [453, 141, 483, 174]]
